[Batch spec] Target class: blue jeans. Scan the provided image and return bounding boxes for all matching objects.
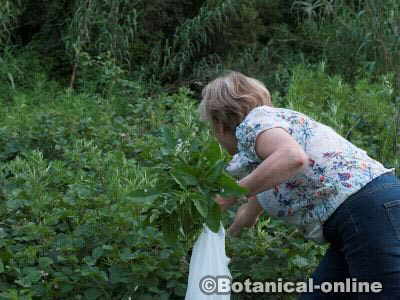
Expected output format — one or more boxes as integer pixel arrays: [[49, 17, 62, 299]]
[[298, 171, 400, 299]]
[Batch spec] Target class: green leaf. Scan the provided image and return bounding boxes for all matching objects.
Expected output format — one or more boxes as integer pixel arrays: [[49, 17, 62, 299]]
[[60, 283, 74, 293], [84, 288, 102, 300], [175, 282, 189, 296], [120, 247, 136, 262], [109, 265, 131, 284], [92, 247, 104, 260], [218, 173, 248, 197], [0, 248, 12, 264], [191, 193, 208, 218], [170, 168, 198, 187], [16, 268, 42, 287], [202, 140, 222, 164], [160, 127, 176, 149], [83, 256, 96, 266], [126, 190, 161, 205], [38, 257, 53, 268], [161, 216, 178, 245], [206, 159, 226, 182], [0, 259, 4, 273], [0, 228, 7, 239], [170, 173, 185, 190], [206, 201, 221, 233]]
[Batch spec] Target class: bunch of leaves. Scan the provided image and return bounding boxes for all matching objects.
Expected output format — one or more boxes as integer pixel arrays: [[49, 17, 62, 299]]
[[133, 125, 249, 245], [117, 87, 251, 243]]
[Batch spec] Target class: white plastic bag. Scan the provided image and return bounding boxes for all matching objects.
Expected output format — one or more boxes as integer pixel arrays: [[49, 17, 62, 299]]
[[185, 223, 232, 299]]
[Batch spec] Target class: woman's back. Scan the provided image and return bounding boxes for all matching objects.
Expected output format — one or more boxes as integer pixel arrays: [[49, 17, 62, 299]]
[[226, 105, 396, 244]]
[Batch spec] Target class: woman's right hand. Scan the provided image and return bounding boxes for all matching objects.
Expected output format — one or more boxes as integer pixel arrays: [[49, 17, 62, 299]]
[[214, 194, 239, 211]]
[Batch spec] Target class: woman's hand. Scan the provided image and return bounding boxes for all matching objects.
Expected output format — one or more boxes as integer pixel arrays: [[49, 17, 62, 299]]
[[228, 196, 264, 237], [214, 194, 239, 211]]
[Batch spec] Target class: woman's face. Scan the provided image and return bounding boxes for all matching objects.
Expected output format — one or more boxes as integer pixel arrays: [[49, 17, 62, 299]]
[[212, 121, 238, 155]]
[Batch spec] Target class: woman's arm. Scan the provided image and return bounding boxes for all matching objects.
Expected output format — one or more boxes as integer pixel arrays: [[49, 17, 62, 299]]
[[228, 196, 264, 237], [239, 127, 309, 197], [216, 128, 308, 211]]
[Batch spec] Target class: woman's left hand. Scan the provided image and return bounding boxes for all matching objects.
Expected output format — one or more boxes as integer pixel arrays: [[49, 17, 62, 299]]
[[228, 197, 264, 237], [214, 194, 239, 211]]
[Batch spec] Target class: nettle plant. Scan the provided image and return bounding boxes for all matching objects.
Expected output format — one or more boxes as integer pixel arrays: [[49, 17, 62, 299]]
[[134, 124, 248, 245]]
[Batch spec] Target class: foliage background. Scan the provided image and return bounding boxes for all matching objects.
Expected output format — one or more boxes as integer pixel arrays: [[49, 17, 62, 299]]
[[0, 0, 399, 299]]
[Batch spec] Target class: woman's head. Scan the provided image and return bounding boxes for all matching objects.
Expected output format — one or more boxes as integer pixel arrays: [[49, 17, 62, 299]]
[[198, 70, 273, 154], [198, 70, 272, 133]]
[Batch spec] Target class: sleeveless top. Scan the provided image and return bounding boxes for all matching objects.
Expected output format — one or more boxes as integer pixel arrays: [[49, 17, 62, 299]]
[[225, 105, 395, 244]]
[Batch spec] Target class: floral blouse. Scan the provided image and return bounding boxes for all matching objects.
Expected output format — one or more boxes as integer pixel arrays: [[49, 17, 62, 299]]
[[225, 105, 395, 244]]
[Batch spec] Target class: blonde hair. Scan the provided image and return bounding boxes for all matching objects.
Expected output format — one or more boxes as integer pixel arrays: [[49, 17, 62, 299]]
[[198, 70, 273, 133]]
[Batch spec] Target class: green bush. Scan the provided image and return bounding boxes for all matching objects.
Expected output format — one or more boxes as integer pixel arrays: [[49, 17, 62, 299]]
[[285, 62, 398, 173], [293, 0, 400, 81], [0, 83, 248, 299]]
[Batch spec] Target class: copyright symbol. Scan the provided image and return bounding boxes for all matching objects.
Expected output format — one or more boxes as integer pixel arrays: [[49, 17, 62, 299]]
[[200, 276, 217, 294]]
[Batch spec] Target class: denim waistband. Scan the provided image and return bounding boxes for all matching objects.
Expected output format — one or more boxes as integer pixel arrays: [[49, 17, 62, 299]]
[[348, 171, 399, 200], [324, 171, 399, 228]]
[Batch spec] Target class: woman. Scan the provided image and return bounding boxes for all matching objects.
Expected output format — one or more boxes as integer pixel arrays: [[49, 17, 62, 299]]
[[197, 70, 400, 298]]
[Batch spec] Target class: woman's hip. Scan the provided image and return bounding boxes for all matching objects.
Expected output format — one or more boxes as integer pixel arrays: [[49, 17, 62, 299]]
[[323, 171, 400, 230], [321, 172, 400, 287], [322, 171, 400, 251]]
